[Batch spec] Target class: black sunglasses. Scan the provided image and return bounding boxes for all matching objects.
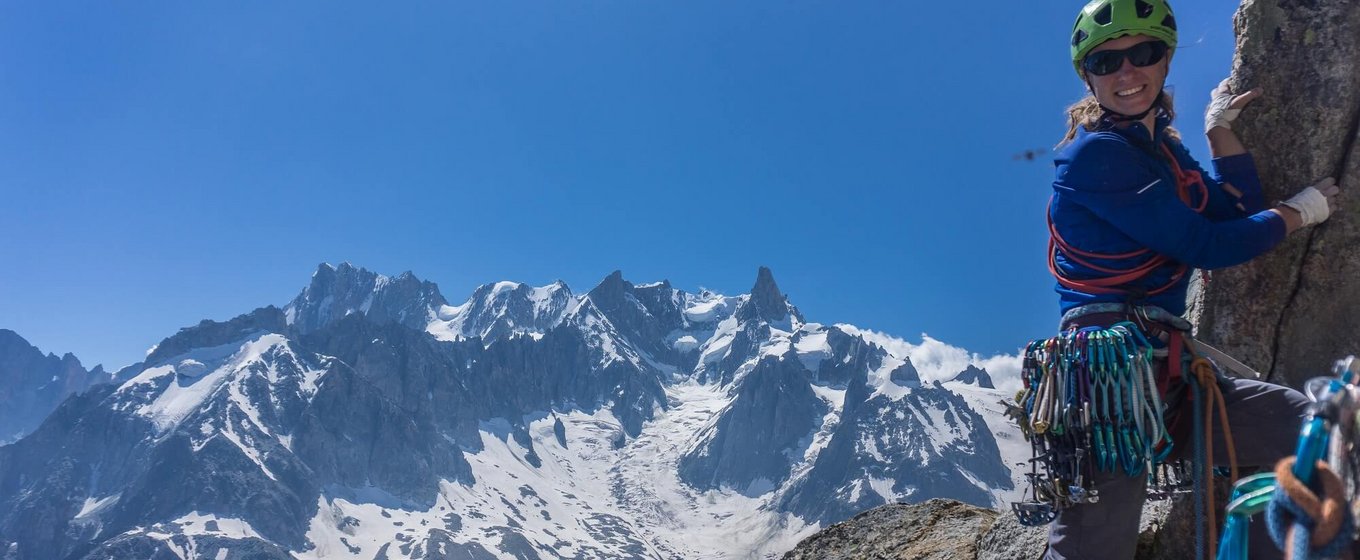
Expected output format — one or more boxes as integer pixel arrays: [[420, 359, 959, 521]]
[[1082, 41, 1169, 77]]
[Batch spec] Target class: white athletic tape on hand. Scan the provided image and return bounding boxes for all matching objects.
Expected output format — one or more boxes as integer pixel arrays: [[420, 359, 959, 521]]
[[1282, 186, 1331, 227]]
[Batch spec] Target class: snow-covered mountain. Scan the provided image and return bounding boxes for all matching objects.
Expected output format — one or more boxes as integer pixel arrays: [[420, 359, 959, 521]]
[[0, 263, 1023, 560]]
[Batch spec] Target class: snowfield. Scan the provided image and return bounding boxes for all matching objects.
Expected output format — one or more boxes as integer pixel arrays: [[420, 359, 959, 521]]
[[297, 380, 819, 559]]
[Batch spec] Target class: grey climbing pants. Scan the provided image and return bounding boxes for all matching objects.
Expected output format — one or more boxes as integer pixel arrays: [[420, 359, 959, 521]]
[[1044, 376, 1310, 560]]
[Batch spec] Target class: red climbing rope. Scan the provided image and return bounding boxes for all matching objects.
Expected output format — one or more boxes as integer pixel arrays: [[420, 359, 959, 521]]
[[1049, 142, 1210, 297]]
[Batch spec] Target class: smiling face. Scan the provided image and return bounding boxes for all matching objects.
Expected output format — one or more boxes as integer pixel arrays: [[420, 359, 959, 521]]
[[1083, 34, 1169, 117]]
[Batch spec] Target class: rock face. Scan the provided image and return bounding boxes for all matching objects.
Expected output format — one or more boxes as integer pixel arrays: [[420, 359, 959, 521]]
[[974, 496, 1197, 560], [79, 533, 294, 560], [748, 266, 804, 325], [1191, 0, 1360, 386], [0, 330, 111, 444], [784, 496, 1200, 560], [779, 378, 1009, 526], [679, 354, 824, 494], [889, 359, 922, 388], [285, 262, 447, 335], [782, 499, 998, 560], [447, 280, 574, 344]]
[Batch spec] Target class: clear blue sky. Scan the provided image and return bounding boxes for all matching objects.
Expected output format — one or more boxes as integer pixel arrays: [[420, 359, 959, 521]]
[[1, 2, 1242, 371]]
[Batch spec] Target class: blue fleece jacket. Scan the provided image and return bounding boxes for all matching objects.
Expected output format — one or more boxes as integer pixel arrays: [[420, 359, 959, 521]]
[[1050, 113, 1286, 316]]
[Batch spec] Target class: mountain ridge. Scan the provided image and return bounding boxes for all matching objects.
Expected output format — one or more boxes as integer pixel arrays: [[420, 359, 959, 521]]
[[0, 263, 1022, 560], [0, 329, 113, 444]]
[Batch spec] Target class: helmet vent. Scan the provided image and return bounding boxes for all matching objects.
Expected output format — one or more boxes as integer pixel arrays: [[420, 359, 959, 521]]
[[1162, 14, 1177, 30], [1135, 0, 1154, 18], [1094, 4, 1113, 25], [1073, 29, 1089, 47]]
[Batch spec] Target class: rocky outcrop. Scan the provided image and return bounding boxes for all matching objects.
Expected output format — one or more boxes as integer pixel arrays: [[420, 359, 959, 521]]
[[975, 496, 1199, 560], [782, 499, 998, 560], [785, 496, 1201, 560], [1191, 0, 1360, 387]]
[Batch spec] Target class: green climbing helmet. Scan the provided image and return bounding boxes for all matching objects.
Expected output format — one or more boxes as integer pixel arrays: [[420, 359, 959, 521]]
[[1070, 0, 1179, 77]]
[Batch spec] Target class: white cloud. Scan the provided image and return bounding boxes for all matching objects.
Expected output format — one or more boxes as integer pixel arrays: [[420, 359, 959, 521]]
[[835, 325, 1025, 395]]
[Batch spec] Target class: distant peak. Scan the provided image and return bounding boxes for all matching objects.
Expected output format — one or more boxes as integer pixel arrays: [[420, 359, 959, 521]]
[[752, 266, 780, 296], [748, 266, 789, 323], [0, 329, 28, 350], [494, 280, 525, 292], [469, 280, 525, 300], [311, 261, 360, 282], [535, 280, 572, 296], [302, 263, 381, 295], [952, 364, 995, 389], [581, 270, 637, 314], [890, 358, 922, 387], [590, 270, 628, 295], [0, 329, 48, 357], [314, 261, 359, 275], [287, 263, 444, 333]]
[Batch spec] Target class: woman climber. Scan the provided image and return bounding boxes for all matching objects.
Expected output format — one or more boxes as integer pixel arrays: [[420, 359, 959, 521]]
[[1036, 0, 1343, 558]]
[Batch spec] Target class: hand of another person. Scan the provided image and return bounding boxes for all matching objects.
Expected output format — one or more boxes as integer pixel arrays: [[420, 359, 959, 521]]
[[1205, 79, 1261, 132], [1281, 177, 1340, 227]]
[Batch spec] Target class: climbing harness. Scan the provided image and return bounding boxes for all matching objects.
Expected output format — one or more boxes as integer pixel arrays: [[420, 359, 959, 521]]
[[1011, 321, 1179, 524], [1011, 315, 1242, 560], [1048, 140, 1210, 298], [1218, 356, 1360, 560]]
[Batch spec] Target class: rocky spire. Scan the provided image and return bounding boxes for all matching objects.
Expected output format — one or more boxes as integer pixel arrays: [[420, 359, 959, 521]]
[[746, 266, 803, 324]]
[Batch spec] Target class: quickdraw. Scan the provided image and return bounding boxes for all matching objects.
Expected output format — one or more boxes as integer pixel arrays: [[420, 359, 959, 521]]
[[1010, 322, 1179, 525], [1218, 356, 1360, 560]]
